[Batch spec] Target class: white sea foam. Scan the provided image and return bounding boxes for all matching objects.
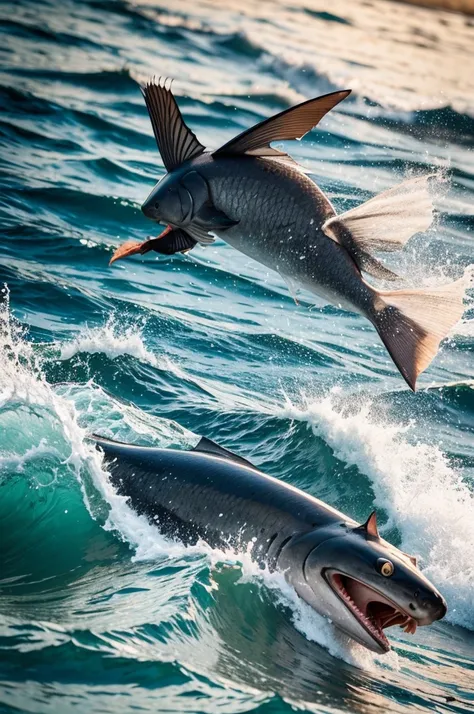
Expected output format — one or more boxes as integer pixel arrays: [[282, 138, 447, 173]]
[[59, 317, 164, 368], [278, 391, 474, 631], [0, 439, 62, 476], [454, 318, 474, 338]]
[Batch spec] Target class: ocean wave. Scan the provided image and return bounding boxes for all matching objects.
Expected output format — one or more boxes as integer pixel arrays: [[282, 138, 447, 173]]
[[6, 66, 140, 93], [8, 185, 144, 228], [1, 17, 103, 50], [58, 317, 164, 368], [0, 81, 156, 163]]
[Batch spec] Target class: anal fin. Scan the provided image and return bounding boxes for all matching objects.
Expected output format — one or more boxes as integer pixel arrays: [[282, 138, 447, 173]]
[[351, 248, 400, 282]]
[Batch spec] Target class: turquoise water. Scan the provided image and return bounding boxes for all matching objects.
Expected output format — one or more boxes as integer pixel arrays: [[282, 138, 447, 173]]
[[1, 0, 473, 711]]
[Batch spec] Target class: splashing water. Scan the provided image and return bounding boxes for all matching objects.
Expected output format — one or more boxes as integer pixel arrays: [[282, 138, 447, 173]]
[[59, 317, 165, 368]]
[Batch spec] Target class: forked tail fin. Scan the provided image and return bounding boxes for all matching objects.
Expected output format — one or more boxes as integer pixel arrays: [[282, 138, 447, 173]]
[[372, 275, 469, 390]]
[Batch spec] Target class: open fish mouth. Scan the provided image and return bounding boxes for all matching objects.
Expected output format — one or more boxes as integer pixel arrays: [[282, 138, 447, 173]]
[[327, 571, 417, 651]]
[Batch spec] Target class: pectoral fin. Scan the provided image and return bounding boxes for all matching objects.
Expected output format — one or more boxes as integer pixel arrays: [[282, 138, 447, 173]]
[[109, 226, 197, 264], [141, 78, 206, 172], [147, 227, 197, 255], [186, 222, 216, 245]]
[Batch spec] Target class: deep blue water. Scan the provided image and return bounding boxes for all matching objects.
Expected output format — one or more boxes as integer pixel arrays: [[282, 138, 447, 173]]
[[0, 0, 473, 712]]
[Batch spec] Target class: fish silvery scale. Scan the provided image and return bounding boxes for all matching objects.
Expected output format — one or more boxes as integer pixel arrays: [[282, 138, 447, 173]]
[[111, 78, 468, 390]]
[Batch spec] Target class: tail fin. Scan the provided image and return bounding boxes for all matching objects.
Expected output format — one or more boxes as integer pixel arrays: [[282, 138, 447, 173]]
[[372, 275, 468, 390]]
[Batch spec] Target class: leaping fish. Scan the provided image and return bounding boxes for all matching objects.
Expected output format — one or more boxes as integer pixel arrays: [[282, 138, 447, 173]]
[[111, 78, 468, 390]]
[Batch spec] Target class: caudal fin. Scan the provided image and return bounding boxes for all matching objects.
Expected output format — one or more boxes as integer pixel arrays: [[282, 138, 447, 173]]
[[372, 275, 468, 390]]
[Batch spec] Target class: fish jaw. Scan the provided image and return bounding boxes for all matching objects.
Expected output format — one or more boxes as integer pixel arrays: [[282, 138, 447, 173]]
[[326, 571, 419, 652]]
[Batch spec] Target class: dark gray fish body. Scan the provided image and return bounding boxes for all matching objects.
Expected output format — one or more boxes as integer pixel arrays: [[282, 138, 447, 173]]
[[97, 434, 346, 559], [94, 434, 447, 654], [111, 78, 468, 390], [194, 153, 373, 313]]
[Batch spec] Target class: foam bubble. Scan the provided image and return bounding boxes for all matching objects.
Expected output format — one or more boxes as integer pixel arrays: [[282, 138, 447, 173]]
[[278, 391, 474, 631], [59, 317, 164, 368], [454, 318, 474, 338]]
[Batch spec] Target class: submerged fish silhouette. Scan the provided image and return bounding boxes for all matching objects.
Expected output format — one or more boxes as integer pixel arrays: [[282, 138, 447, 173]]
[[111, 78, 467, 390]]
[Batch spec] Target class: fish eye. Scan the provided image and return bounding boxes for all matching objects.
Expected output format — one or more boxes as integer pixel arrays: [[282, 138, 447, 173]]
[[154, 202, 159, 209], [377, 558, 394, 577]]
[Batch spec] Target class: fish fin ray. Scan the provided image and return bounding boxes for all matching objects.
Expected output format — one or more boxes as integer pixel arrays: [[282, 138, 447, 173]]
[[322, 219, 400, 281], [246, 148, 311, 173], [142, 78, 206, 171], [372, 274, 468, 390], [323, 175, 436, 254], [281, 273, 300, 304], [145, 228, 198, 255], [354, 250, 400, 281], [186, 222, 216, 245], [213, 90, 351, 156]]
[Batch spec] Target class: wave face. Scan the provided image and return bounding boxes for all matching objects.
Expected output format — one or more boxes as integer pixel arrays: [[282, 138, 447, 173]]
[[0, 0, 473, 712]]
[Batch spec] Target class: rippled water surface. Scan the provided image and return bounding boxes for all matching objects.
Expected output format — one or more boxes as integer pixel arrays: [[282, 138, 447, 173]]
[[1, 0, 473, 711]]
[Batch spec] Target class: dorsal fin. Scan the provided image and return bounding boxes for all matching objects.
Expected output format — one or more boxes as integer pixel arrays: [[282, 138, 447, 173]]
[[402, 551, 418, 568], [193, 436, 258, 471], [354, 510, 380, 538], [141, 78, 206, 172], [364, 511, 379, 538], [91, 433, 258, 473], [213, 90, 351, 158]]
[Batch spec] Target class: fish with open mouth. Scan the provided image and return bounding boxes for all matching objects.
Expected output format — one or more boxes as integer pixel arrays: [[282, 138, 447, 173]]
[[93, 433, 447, 654], [110, 78, 468, 390]]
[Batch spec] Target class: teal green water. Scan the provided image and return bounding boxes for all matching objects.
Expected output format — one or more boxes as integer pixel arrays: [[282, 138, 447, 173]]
[[0, 0, 473, 711]]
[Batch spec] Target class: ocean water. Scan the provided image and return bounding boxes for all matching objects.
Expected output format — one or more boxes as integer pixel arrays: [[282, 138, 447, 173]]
[[1, 0, 473, 711]]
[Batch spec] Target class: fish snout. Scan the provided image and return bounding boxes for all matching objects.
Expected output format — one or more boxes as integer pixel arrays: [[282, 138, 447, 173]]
[[141, 196, 160, 220], [409, 588, 447, 625]]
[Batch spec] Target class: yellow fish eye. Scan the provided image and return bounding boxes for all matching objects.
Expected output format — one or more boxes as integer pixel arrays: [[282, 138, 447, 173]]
[[378, 559, 394, 577]]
